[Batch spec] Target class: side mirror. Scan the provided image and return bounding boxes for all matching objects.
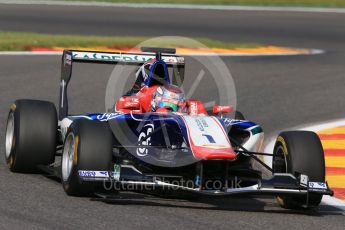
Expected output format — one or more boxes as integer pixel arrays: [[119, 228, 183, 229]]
[[117, 96, 141, 110], [213, 105, 233, 115]]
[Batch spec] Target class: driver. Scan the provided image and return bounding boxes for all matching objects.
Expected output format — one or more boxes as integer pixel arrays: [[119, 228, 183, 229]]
[[150, 84, 186, 113]]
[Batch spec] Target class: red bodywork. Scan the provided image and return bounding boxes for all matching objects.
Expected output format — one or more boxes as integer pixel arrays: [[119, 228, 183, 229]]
[[115, 86, 159, 113], [213, 105, 233, 115], [116, 86, 208, 115]]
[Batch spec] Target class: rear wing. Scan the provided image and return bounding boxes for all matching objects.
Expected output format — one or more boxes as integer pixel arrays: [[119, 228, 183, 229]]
[[59, 49, 185, 120]]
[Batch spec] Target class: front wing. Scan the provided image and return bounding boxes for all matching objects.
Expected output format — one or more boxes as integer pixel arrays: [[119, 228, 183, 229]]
[[78, 165, 333, 202]]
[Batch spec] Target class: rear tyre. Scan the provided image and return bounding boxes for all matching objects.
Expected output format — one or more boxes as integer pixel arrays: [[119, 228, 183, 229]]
[[5, 99, 57, 172], [234, 110, 245, 120], [61, 120, 113, 196], [273, 131, 325, 209]]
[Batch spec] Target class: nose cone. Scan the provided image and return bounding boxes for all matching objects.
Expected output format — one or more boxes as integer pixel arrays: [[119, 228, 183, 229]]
[[191, 146, 237, 161], [182, 115, 237, 161]]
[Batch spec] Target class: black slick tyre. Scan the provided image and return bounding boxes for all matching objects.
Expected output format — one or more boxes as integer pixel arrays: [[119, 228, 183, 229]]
[[5, 99, 57, 172]]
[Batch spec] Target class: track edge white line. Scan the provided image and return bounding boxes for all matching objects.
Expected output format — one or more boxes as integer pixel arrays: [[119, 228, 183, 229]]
[[0, 49, 325, 57], [1, 1, 345, 14]]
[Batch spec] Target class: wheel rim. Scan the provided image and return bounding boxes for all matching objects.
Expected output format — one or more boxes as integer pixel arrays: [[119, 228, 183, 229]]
[[62, 133, 75, 181], [5, 112, 15, 159], [274, 145, 288, 206], [274, 146, 288, 173]]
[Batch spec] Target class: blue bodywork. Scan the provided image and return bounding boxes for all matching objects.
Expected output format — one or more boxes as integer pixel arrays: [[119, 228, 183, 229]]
[[144, 60, 170, 86], [68, 112, 261, 167]]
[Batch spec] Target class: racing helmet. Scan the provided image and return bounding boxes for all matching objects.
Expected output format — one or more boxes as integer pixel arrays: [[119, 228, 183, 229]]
[[151, 85, 186, 112]]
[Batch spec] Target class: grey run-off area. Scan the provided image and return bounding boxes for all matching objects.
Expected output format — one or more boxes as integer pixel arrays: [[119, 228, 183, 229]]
[[0, 3, 345, 230]]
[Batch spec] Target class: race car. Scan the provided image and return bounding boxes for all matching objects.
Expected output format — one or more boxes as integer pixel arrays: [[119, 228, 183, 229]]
[[4, 47, 333, 210]]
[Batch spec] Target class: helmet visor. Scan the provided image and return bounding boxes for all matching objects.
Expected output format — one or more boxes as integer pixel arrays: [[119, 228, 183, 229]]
[[157, 101, 179, 112]]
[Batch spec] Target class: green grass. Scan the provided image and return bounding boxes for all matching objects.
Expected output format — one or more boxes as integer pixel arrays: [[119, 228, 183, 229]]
[[0, 31, 261, 51], [62, 0, 345, 8]]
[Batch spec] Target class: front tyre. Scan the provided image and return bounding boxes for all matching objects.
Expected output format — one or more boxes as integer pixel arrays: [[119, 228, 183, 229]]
[[61, 120, 113, 196], [5, 100, 57, 172], [273, 131, 325, 209]]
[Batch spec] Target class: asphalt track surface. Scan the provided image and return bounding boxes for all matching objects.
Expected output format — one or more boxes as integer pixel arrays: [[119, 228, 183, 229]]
[[1, 4, 345, 230]]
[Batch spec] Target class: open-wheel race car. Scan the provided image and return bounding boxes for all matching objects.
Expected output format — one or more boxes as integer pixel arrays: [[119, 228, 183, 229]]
[[5, 47, 333, 210]]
